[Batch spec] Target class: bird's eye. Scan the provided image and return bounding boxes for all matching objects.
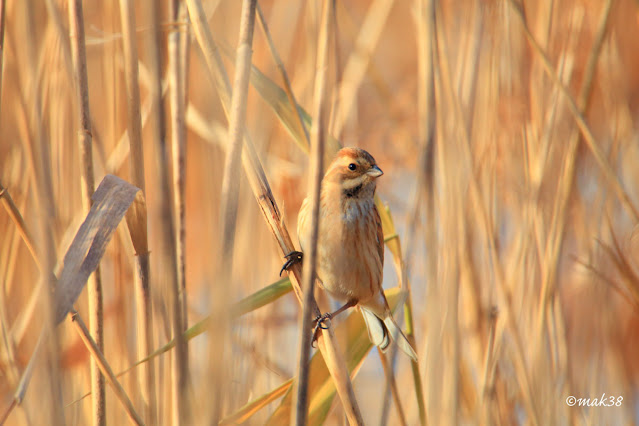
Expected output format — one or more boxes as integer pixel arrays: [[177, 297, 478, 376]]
[[348, 163, 357, 171]]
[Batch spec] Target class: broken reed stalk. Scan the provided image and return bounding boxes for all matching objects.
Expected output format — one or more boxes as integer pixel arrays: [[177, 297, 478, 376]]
[[185, 0, 363, 423], [0, 182, 145, 425], [293, 0, 330, 424], [69, 310, 144, 426], [68, 0, 105, 423]]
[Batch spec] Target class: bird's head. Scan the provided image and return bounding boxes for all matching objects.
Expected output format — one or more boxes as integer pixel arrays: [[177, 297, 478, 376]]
[[324, 147, 383, 198]]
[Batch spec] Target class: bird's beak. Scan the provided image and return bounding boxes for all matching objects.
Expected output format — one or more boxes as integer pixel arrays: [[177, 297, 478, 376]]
[[367, 165, 383, 178]]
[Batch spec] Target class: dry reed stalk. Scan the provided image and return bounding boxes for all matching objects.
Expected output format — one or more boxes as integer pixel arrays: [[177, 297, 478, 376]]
[[0, 183, 39, 268], [219, 0, 257, 272], [215, 0, 257, 419], [69, 310, 145, 426], [379, 351, 407, 426], [169, 0, 189, 345], [68, 0, 105, 423], [134, 0, 164, 421], [401, 2, 434, 423], [292, 0, 330, 423], [185, 1, 362, 422], [428, 6, 460, 425]]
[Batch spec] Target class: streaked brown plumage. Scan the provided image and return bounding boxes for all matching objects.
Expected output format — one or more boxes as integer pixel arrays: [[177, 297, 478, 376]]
[[295, 147, 417, 360]]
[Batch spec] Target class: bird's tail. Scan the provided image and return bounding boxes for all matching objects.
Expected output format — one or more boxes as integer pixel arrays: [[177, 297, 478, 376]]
[[383, 315, 418, 361], [361, 308, 417, 361]]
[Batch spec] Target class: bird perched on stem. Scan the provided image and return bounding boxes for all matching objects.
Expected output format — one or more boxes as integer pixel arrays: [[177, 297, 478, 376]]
[[282, 147, 417, 361]]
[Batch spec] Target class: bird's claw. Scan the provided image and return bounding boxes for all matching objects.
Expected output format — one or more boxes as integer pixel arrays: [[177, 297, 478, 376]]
[[279, 251, 303, 276], [311, 313, 332, 348]]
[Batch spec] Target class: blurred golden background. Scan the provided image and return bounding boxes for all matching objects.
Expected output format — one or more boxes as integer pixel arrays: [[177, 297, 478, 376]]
[[1, 0, 639, 424]]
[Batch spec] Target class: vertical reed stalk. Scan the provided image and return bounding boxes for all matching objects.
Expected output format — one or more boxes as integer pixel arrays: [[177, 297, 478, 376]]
[[416, 1, 435, 425], [68, 0, 104, 423], [135, 8, 160, 423], [379, 351, 407, 426], [292, 0, 330, 423], [169, 0, 188, 346], [219, 0, 257, 272], [215, 0, 256, 419]]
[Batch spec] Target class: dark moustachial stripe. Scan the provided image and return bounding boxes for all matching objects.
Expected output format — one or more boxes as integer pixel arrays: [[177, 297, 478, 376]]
[[344, 184, 363, 198]]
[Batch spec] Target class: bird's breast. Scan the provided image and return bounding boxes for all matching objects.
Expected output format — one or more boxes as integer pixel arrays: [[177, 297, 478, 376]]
[[314, 197, 382, 302]]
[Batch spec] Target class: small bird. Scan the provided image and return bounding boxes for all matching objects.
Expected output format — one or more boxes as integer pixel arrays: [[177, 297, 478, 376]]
[[282, 147, 417, 361]]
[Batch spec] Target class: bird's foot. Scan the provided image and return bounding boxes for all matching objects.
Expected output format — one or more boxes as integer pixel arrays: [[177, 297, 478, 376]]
[[311, 312, 332, 347], [279, 251, 303, 276]]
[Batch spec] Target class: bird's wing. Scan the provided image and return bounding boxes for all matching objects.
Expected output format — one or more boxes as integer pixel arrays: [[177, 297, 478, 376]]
[[297, 196, 310, 251], [374, 204, 384, 267]]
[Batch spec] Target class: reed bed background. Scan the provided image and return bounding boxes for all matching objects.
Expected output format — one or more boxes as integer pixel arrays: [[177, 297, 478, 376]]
[[1, 0, 639, 424]]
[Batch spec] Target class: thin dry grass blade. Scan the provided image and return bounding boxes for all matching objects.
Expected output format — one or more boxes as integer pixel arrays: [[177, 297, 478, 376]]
[[69, 310, 144, 425], [256, 1, 309, 146], [219, 379, 294, 425]]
